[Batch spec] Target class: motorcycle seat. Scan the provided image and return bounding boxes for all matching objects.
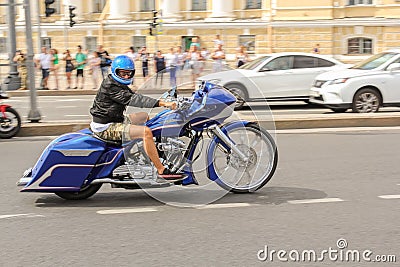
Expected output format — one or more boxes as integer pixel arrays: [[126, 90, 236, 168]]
[[92, 134, 122, 146]]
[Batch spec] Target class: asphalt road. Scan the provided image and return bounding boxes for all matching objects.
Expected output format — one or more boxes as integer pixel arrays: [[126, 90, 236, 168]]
[[1, 128, 400, 266], [7, 95, 400, 124]]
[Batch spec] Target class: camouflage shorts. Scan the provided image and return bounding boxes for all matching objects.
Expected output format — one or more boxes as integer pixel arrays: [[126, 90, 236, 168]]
[[94, 122, 131, 141]]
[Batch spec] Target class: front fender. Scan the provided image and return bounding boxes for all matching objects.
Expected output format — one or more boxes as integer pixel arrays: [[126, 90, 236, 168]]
[[206, 120, 255, 181]]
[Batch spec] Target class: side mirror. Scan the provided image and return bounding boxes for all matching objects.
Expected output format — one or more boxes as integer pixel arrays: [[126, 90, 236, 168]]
[[259, 67, 271, 72], [387, 63, 400, 72]]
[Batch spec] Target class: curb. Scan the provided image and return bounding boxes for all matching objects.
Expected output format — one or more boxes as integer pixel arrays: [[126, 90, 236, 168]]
[[16, 114, 400, 137]]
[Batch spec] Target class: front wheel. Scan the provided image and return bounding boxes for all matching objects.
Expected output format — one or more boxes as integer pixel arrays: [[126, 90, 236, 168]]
[[207, 123, 278, 193], [54, 184, 102, 200], [352, 88, 381, 113], [0, 107, 21, 139]]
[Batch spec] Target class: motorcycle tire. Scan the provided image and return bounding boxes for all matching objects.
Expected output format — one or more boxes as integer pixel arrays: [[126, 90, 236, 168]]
[[55, 184, 102, 200], [208, 123, 278, 193], [0, 107, 21, 139]]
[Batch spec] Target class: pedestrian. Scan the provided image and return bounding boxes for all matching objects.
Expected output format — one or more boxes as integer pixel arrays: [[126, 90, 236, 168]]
[[49, 48, 60, 90], [13, 50, 27, 90], [89, 55, 185, 181], [63, 49, 74, 89], [97, 45, 112, 79], [176, 46, 185, 85], [89, 51, 101, 89], [74, 45, 87, 89], [190, 36, 201, 50], [211, 44, 225, 73], [213, 34, 224, 48], [165, 47, 178, 88], [36, 46, 52, 90], [313, 44, 320, 54], [236, 45, 249, 68], [126, 46, 137, 62], [154, 50, 166, 86], [125, 47, 137, 85], [139, 46, 150, 81], [187, 45, 203, 88]]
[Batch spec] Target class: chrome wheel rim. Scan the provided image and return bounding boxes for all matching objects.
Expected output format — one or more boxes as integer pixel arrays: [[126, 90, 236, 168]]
[[212, 127, 275, 190], [0, 111, 19, 132], [355, 92, 379, 113]]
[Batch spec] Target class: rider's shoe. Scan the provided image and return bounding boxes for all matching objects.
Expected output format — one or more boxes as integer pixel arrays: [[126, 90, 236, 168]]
[[156, 168, 186, 183]]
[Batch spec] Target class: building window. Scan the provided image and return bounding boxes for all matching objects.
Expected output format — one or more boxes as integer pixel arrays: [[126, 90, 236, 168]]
[[132, 36, 146, 53], [141, 0, 155, 11], [192, 0, 207, 11], [0, 37, 7, 53], [245, 0, 262, 9], [347, 0, 373, 5], [48, 0, 61, 15], [239, 35, 256, 53], [347, 37, 373, 54], [40, 37, 51, 49], [93, 0, 107, 13], [85, 37, 97, 53]]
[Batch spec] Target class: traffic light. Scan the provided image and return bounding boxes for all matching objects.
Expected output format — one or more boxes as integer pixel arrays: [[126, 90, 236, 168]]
[[44, 0, 56, 17], [69, 5, 76, 27], [151, 10, 158, 28]]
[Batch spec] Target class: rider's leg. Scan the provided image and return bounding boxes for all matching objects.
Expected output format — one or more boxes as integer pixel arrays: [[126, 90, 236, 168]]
[[128, 125, 165, 174], [129, 112, 148, 125]]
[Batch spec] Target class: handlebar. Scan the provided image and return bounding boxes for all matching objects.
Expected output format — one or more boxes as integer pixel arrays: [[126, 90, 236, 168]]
[[160, 80, 213, 115]]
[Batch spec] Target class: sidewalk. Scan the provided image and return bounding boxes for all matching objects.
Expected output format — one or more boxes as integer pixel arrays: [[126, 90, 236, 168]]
[[16, 113, 400, 137]]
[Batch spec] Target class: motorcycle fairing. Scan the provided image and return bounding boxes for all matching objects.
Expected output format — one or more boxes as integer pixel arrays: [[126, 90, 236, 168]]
[[21, 132, 107, 192]]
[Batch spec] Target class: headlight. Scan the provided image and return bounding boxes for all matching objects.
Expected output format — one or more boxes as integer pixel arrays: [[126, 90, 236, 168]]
[[329, 78, 348, 85]]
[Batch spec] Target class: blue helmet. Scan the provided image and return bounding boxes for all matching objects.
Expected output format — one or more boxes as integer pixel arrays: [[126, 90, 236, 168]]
[[111, 55, 135, 85]]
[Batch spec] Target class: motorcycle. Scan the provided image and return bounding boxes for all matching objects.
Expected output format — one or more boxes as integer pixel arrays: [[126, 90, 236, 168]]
[[0, 92, 21, 139], [17, 79, 278, 201]]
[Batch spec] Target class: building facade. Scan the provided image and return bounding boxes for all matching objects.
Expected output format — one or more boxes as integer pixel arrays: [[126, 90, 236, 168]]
[[0, 0, 400, 62]]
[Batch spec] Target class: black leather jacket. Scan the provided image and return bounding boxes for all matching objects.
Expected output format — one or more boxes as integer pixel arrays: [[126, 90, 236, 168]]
[[90, 74, 159, 124]]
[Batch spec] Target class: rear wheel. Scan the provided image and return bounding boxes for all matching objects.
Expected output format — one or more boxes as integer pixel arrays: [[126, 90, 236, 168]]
[[225, 84, 246, 110], [352, 88, 381, 113], [54, 184, 102, 200], [0, 107, 21, 139], [208, 124, 278, 193]]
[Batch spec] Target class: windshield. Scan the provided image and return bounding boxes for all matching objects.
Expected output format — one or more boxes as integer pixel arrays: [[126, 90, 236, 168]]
[[240, 56, 271, 70], [351, 52, 398, 70]]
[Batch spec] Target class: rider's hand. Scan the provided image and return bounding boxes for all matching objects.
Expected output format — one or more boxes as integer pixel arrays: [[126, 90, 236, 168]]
[[159, 100, 177, 110]]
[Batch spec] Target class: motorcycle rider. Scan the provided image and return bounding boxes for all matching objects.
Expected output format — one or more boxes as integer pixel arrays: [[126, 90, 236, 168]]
[[90, 55, 185, 181]]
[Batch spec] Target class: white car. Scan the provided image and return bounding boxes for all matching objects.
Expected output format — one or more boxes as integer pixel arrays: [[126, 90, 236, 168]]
[[310, 50, 400, 113], [199, 52, 346, 109]]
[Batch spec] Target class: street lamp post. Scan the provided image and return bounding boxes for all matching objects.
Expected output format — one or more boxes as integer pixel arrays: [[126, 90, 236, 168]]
[[0, 0, 21, 91], [24, 0, 41, 122]]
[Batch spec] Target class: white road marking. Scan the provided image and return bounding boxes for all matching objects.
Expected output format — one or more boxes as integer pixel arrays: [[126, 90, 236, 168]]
[[277, 126, 400, 134], [56, 99, 86, 102], [97, 208, 158, 215], [378, 195, 400, 199], [0, 213, 44, 219], [55, 106, 78, 109], [288, 198, 345, 204], [196, 203, 255, 209]]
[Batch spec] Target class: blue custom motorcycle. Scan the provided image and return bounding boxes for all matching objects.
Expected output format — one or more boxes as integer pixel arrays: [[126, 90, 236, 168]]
[[17, 80, 278, 200]]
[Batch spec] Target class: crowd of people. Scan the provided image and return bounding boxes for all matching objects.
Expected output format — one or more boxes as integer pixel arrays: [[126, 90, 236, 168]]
[[13, 34, 251, 91]]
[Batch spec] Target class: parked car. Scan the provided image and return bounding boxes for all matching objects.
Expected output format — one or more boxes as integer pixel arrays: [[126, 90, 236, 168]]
[[199, 52, 347, 109], [310, 50, 400, 113]]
